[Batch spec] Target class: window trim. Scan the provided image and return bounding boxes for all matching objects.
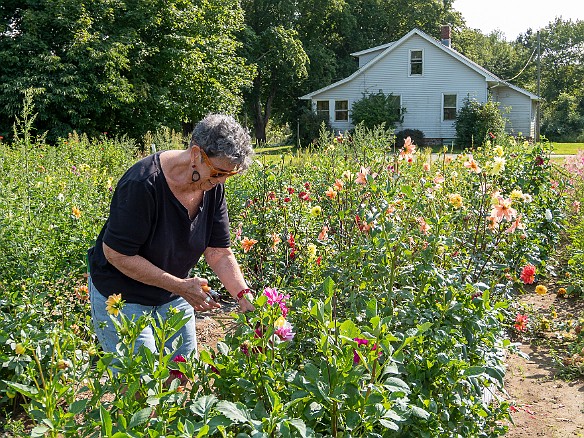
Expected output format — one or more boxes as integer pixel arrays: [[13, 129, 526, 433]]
[[316, 100, 330, 120], [334, 100, 349, 122], [409, 49, 424, 77], [442, 93, 457, 121]]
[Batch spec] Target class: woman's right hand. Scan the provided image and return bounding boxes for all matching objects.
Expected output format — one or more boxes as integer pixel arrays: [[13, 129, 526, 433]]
[[182, 277, 221, 311]]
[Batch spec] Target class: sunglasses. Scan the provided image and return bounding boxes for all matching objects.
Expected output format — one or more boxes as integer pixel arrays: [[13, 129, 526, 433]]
[[199, 148, 240, 178]]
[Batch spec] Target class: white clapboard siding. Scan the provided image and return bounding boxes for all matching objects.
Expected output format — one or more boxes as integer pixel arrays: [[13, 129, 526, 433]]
[[302, 28, 538, 141], [493, 86, 537, 138]]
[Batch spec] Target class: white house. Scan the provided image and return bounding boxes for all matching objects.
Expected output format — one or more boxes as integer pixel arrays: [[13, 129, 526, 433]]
[[300, 27, 540, 143]]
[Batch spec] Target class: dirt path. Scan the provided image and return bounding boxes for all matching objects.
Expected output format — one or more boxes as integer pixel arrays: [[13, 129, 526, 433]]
[[503, 293, 584, 437]]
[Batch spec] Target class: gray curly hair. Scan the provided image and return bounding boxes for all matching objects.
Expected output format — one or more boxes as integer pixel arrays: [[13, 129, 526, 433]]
[[189, 114, 253, 172]]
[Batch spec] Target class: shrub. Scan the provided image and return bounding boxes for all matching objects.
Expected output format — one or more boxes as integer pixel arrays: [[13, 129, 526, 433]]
[[395, 129, 425, 148], [296, 107, 331, 147], [455, 98, 506, 148], [351, 90, 404, 130]]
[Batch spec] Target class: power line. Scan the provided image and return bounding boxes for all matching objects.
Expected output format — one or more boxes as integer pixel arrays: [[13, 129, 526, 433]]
[[501, 45, 538, 82]]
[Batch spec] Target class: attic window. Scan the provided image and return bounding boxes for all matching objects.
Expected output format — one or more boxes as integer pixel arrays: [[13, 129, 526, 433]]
[[316, 100, 329, 119], [335, 100, 349, 121], [443, 94, 457, 121], [410, 50, 423, 76]]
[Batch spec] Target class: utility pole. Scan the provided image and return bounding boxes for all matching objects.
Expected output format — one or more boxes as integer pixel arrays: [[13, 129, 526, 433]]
[[536, 31, 541, 142]]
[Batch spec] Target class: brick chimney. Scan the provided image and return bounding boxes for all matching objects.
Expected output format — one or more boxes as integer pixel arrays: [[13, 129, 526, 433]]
[[441, 24, 451, 47]]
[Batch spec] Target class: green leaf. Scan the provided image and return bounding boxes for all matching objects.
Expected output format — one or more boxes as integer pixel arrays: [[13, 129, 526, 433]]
[[384, 377, 410, 393], [379, 418, 399, 430], [316, 380, 331, 403], [339, 320, 359, 339], [216, 342, 229, 356], [322, 277, 335, 298], [303, 362, 320, 382], [303, 401, 324, 420], [216, 401, 250, 423], [69, 399, 88, 414], [400, 185, 413, 198], [464, 366, 485, 377], [287, 419, 308, 437], [30, 425, 50, 437], [196, 425, 210, 438], [4, 381, 38, 398], [100, 405, 112, 436], [266, 383, 281, 410], [129, 407, 153, 429], [410, 405, 431, 419], [346, 410, 360, 429], [416, 322, 433, 334], [190, 394, 217, 417]]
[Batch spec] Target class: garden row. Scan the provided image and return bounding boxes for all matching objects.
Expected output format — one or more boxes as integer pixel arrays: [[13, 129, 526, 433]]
[[0, 124, 580, 437]]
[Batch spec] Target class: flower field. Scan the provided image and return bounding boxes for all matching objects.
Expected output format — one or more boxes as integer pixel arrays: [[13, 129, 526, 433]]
[[1, 120, 582, 437]]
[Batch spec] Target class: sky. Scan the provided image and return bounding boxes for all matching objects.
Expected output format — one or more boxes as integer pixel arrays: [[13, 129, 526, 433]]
[[452, 0, 584, 40]]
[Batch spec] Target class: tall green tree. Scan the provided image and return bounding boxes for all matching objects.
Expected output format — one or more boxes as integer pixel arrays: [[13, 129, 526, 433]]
[[0, 0, 253, 141], [239, 0, 309, 143], [513, 18, 584, 140]]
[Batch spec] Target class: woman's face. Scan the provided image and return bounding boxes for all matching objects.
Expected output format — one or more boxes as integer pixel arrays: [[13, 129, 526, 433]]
[[191, 146, 239, 190]]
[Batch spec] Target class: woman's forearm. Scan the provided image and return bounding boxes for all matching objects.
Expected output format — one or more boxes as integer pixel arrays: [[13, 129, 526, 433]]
[[204, 247, 254, 311], [103, 242, 187, 294], [102, 242, 218, 310]]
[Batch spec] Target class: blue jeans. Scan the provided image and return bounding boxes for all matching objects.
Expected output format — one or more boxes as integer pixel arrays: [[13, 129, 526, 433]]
[[89, 277, 197, 359]]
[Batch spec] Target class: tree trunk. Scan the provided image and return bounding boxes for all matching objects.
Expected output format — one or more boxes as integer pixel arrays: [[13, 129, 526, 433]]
[[252, 76, 276, 145]]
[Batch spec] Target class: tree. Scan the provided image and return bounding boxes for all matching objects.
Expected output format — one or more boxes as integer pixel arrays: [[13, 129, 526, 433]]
[[351, 91, 404, 130], [239, 0, 309, 144], [453, 28, 526, 81], [0, 0, 253, 141], [535, 19, 584, 140], [541, 92, 584, 141]]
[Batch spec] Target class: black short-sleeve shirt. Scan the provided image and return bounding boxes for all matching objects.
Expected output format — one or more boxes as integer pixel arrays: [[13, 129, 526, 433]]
[[88, 152, 231, 305]]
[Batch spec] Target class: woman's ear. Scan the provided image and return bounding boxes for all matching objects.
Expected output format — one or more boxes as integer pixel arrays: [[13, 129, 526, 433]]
[[190, 145, 201, 162]]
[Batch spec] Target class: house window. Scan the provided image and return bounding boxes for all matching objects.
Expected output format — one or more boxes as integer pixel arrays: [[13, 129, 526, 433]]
[[316, 100, 329, 119], [335, 100, 349, 121], [443, 94, 457, 120], [410, 50, 423, 76]]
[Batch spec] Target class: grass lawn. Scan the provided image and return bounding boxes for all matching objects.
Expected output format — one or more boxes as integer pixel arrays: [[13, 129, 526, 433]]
[[430, 142, 584, 155], [254, 144, 299, 165], [253, 142, 583, 162], [550, 142, 584, 155]]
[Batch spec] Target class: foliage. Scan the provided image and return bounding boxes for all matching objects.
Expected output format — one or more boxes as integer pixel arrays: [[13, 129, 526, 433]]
[[0, 108, 570, 436], [455, 98, 507, 148], [239, 0, 309, 143], [453, 28, 526, 81], [541, 92, 584, 142], [395, 129, 425, 148], [561, 151, 584, 296], [514, 18, 584, 141], [350, 91, 404, 131], [0, 0, 253, 141], [296, 107, 332, 147]]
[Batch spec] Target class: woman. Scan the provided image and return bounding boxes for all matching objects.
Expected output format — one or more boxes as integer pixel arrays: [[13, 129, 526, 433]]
[[88, 114, 254, 360]]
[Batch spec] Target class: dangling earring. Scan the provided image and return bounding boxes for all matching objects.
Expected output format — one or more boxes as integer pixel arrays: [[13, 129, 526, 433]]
[[191, 165, 201, 182]]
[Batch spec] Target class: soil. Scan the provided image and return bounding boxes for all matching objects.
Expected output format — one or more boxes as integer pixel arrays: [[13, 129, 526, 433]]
[[503, 291, 584, 437]]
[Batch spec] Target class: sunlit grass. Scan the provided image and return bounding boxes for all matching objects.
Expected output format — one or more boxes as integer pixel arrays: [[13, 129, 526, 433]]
[[254, 144, 300, 165], [550, 143, 584, 155]]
